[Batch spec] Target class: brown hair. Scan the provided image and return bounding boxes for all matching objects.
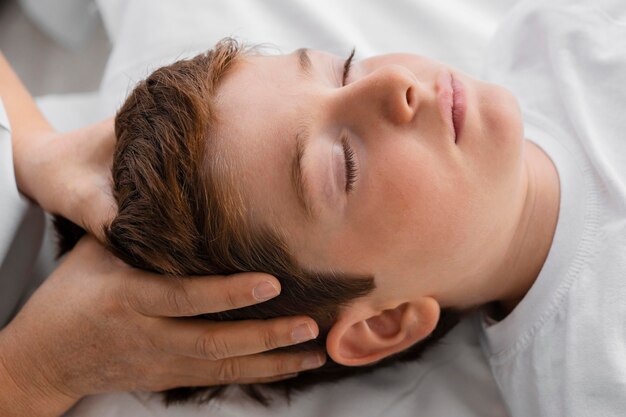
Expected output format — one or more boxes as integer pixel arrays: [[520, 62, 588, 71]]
[[56, 38, 461, 406]]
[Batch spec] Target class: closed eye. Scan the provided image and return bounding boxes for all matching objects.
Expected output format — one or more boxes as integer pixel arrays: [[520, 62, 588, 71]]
[[341, 133, 358, 193]]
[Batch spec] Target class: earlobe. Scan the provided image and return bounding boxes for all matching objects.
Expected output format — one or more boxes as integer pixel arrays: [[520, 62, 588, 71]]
[[326, 297, 440, 366]]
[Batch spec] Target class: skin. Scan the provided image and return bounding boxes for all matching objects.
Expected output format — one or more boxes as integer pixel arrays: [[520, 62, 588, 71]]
[[214, 49, 561, 365]]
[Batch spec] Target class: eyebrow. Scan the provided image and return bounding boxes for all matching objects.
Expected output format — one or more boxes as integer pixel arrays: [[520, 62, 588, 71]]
[[290, 49, 316, 220], [291, 127, 314, 220]]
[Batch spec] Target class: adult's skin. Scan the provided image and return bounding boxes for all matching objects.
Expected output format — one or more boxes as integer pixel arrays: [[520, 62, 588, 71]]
[[0, 53, 325, 416]]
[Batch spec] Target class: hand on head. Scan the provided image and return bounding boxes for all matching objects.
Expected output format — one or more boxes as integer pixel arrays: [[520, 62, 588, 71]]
[[1, 51, 324, 417], [15, 119, 117, 242], [0, 236, 323, 416]]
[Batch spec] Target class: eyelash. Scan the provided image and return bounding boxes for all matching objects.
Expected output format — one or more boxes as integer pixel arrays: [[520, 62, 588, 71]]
[[341, 133, 358, 193]]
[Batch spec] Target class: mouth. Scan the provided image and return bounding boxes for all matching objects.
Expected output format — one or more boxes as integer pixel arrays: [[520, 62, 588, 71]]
[[451, 74, 466, 143], [437, 70, 466, 144]]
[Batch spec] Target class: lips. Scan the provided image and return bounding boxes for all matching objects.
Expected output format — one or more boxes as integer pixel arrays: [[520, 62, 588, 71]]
[[436, 70, 466, 144], [436, 71, 456, 142], [451, 74, 466, 143]]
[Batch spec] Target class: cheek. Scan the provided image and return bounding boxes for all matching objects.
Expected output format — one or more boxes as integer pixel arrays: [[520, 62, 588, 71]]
[[401, 164, 475, 262], [472, 83, 524, 180], [345, 148, 474, 270]]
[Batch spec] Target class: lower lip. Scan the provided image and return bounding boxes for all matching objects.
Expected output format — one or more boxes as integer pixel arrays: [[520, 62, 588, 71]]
[[451, 74, 466, 143]]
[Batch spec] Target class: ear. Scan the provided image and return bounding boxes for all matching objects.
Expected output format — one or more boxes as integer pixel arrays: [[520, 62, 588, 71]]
[[326, 297, 440, 366]]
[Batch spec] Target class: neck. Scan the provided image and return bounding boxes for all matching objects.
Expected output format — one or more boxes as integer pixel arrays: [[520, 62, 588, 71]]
[[488, 139, 560, 315]]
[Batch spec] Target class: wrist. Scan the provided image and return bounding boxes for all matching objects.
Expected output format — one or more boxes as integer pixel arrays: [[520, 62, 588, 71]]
[[11, 129, 56, 206], [0, 329, 79, 417], [13, 120, 116, 239]]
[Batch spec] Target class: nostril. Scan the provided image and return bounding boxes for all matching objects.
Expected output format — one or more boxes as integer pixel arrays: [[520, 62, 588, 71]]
[[405, 86, 414, 108]]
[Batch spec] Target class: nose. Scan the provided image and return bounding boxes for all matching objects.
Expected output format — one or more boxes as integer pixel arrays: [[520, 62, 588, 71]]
[[338, 64, 420, 125]]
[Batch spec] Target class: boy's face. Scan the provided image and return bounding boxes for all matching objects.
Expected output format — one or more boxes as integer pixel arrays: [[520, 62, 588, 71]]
[[214, 49, 526, 308]]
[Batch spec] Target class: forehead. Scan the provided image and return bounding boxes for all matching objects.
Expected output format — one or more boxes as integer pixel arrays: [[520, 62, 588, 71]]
[[216, 53, 308, 138], [211, 53, 316, 235]]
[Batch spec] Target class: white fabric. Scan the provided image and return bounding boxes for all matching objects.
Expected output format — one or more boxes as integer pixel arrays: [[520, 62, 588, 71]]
[[478, 0, 626, 416], [37, 92, 111, 132], [19, 0, 100, 49], [94, 0, 520, 114], [0, 98, 19, 261], [94, 0, 128, 43], [0, 99, 45, 328]]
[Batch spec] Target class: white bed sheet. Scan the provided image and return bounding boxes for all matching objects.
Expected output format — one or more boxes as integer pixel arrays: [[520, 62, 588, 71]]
[[39, 1, 525, 415], [98, 0, 520, 113]]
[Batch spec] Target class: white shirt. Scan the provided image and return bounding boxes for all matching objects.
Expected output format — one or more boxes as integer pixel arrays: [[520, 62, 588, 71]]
[[0, 99, 45, 328], [478, 0, 626, 415]]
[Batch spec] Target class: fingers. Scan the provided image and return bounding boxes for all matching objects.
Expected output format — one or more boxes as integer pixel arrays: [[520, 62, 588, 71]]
[[123, 271, 282, 317], [171, 351, 327, 387], [152, 316, 319, 360], [211, 351, 327, 383], [235, 372, 299, 385]]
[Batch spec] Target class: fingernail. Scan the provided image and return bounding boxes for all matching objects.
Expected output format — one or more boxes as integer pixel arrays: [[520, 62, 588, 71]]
[[291, 323, 315, 343], [301, 353, 325, 370], [253, 281, 279, 301]]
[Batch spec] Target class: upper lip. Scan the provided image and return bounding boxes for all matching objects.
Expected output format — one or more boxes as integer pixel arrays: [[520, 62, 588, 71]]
[[436, 70, 456, 142]]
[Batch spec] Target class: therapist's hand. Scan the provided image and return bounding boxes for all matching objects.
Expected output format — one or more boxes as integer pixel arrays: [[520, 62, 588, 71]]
[[2, 51, 116, 239], [0, 237, 323, 417], [13, 119, 117, 241]]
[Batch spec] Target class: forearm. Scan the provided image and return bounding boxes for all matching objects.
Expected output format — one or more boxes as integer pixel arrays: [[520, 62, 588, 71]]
[[0, 52, 116, 237], [0, 52, 52, 135], [0, 330, 77, 417], [0, 51, 55, 203]]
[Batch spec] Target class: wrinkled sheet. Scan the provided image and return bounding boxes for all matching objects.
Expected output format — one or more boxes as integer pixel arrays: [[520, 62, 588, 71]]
[[40, 1, 524, 415]]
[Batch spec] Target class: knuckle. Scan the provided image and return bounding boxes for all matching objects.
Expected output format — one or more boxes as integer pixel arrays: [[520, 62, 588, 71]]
[[224, 287, 241, 310], [196, 334, 230, 361], [216, 359, 241, 382], [273, 357, 291, 375], [142, 329, 161, 353], [261, 327, 280, 351], [166, 281, 195, 315], [116, 277, 148, 315]]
